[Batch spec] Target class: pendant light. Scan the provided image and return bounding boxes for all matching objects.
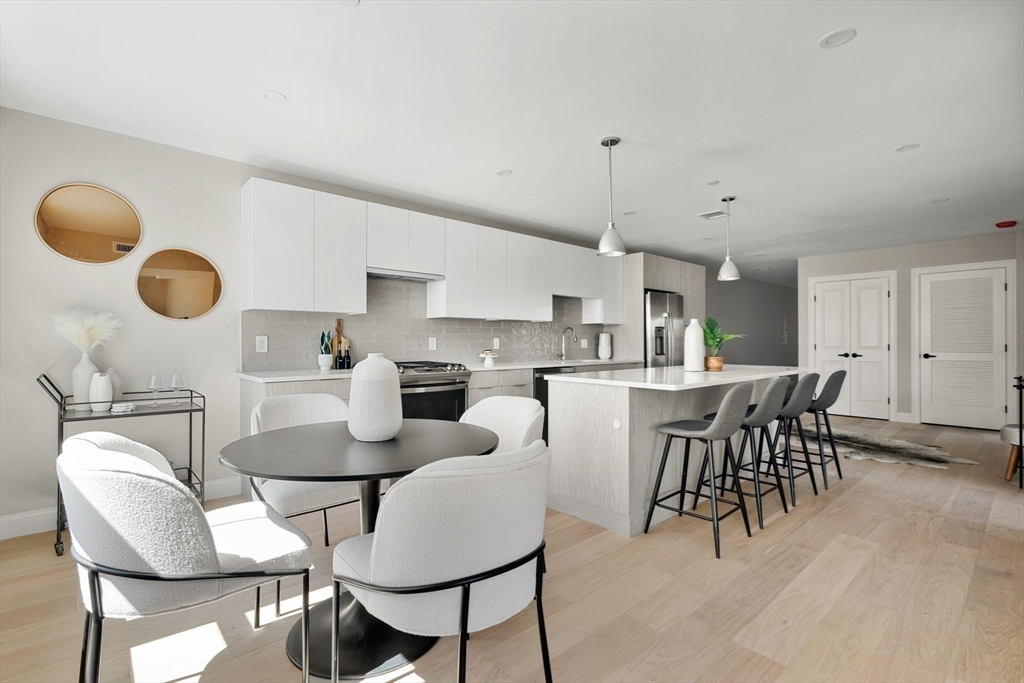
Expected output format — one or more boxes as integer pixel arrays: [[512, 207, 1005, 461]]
[[597, 136, 627, 257], [717, 195, 740, 281]]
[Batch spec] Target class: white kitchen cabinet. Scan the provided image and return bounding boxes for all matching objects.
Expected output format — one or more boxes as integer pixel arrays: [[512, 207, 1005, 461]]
[[314, 192, 367, 314], [551, 241, 580, 297], [582, 255, 623, 324], [241, 178, 314, 311], [427, 220, 478, 318], [530, 237, 554, 321], [477, 226, 508, 319], [366, 203, 409, 273], [506, 232, 533, 321], [408, 212, 445, 276], [579, 247, 603, 300]]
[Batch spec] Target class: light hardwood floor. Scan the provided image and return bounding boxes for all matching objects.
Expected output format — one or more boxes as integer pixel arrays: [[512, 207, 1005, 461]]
[[1, 417, 1021, 682]]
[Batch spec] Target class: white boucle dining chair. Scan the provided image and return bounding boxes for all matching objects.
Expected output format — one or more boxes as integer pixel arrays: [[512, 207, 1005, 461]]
[[331, 440, 553, 683], [458, 396, 545, 452], [58, 432, 313, 683]]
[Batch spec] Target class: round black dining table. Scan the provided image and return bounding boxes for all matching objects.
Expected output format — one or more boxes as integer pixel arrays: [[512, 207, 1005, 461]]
[[219, 418, 499, 680]]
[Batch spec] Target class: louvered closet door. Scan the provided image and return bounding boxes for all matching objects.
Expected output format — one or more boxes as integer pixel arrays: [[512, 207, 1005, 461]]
[[850, 278, 890, 419], [921, 268, 1006, 429], [813, 280, 851, 415]]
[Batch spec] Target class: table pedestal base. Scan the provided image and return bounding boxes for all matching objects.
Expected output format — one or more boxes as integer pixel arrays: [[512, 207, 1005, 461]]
[[286, 594, 438, 680]]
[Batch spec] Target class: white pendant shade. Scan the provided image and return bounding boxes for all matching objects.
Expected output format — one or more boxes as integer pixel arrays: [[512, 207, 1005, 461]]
[[717, 256, 740, 281], [598, 222, 626, 257]]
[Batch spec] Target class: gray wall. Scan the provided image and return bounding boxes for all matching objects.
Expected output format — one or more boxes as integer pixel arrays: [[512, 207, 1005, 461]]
[[798, 233, 1020, 414], [241, 285, 604, 371], [705, 273, 798, 366]]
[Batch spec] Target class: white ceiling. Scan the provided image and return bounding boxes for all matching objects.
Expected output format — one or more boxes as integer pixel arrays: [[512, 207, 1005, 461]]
[[2, 0, 1022, 285]]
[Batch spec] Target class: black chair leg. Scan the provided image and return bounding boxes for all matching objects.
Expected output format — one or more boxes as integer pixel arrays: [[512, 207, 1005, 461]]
[[457, 584, 472, 683], [644, 435, 673, 533], [678, 437, 691, 514], [707, 441, 721, 559], [322, 508, 330, 547], [301, 571, 310, 683], [725, 439, 751, 537], [86, 570, 103, 683], [795, 417, 819, 495], [78, 612, 91, 683], [764, 426, 789, 514], [535, 552, 554, 683], [276, 579, 282, 617], [781, 419, 797, 506], [813, 410, 829, 490], [254, 585, 262, 629], [823, 411, 843, 479], [744, 426, 764, 529], [692, 446, 709, 511], [331, 580, 341, 683]]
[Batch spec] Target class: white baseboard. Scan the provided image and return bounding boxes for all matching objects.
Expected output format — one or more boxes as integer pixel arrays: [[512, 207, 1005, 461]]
[[0, 477, 242, 541], [894, 412, 917, 423]]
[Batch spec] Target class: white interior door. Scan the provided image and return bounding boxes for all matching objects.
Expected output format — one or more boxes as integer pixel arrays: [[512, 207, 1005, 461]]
[[921, 268, 1006, 429], [813, 280, 851, 414], [850, 278, 890, 419]]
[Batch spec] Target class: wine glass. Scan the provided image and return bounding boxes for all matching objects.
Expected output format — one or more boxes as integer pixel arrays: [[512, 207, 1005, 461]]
[[147, 375, 164, 393], [169, 374, 186, 402]]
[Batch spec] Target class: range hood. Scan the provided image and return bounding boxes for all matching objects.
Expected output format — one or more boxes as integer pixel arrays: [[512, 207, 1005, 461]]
[[366, 267, 444, 282]]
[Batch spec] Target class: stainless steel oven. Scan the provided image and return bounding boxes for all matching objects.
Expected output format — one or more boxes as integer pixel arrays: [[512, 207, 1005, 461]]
[[396, 361, 470, 421]]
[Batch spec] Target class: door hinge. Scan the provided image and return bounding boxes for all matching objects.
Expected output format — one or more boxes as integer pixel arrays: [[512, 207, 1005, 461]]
[[887, 398, 891, 405], [887, 290, 891, 298]]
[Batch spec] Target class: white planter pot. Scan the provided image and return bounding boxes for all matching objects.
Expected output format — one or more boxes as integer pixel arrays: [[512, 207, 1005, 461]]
[[598, 333, 612, 360], [684, 319, 705, 373], [348, 353, 403, 442], [71, 351, 99, 411], [106, 367, 124, 401], [318, 354, 334, 372], [89, 373, 113, 412]]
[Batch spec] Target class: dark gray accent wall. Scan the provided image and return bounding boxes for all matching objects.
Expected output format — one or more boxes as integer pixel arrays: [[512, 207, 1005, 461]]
[[704, 272, 799, 366]]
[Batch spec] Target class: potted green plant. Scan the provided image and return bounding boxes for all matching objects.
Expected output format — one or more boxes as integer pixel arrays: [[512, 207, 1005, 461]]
[[318, 331, 334, 372], [701, 317, 744, 372]]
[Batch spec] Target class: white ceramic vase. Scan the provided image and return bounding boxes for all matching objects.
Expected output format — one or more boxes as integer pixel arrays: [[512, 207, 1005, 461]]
[[598, 333, 612, 360], [684, 319, 705, 373], [318, 354, 334, 372], [348, 353, 403, 442], [89, 372, 113, 412], [71, 351, 99, 410], [107, 367, 124, 401]]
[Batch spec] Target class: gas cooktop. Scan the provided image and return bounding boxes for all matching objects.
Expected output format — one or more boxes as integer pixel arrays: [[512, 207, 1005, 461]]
[[395, 361, 468, 374]]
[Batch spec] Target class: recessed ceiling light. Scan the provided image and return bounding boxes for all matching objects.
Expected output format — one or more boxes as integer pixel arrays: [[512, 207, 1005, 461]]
[[496, 169, 513, 176], [702, 237, 715, 241], [754, 266, 774, 271], [622, 211, 636, 216], [895, 143, 920, 153], [819, 28, 857, 49], [930, 198, 950, 203], [262, 90, 287, 103], [707, 180, 720, 186]]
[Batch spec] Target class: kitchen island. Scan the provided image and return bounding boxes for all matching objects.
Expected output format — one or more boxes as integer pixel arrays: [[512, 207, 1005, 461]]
[[546, 364, 811, 536]]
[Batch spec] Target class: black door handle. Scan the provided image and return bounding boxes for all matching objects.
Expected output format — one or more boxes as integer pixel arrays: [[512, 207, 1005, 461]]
[[837, 353, 850, 358], [851, 353, 863, 358], [922, 353, 937, 359]]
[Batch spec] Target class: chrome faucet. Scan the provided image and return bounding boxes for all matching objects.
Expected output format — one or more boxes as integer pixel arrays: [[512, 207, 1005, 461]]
[[559, 326, 578, 361]]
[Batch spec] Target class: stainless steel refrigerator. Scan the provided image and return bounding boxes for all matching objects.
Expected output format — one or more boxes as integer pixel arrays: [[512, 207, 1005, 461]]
[[645, 291, 686, 368]]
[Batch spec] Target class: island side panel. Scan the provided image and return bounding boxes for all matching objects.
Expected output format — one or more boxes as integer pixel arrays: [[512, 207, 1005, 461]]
[[547, 380, 633, 535]]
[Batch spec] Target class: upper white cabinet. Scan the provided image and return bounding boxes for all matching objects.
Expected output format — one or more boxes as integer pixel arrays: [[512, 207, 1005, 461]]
[[582, 255, 623, 325], [367, 204, 445, 277], [427, 220, 478, 318], [580, 248, 603, 300], [530, 237, 554, 322], [314, 192, 367, 315], [477, 227, 508, 319], [552, 243, 603, 300], [508, 233, 553, 322], [241, 178, 366, 313]]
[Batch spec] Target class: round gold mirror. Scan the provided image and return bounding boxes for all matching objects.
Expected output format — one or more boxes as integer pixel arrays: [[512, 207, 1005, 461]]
[[36, 184, 142, 263], [137, 249, 223, 320]]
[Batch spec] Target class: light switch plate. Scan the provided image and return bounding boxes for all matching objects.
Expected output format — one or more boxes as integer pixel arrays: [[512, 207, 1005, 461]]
[[256, 336, 268, 353], [581, 338, 588, 348], [493, 338, 500, 349], [428, 337, 437, 351]]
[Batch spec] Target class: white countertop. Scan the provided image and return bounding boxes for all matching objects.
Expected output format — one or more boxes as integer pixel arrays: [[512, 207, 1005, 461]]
[[237, 358, 643, 383], [545, 364, 812, 392]]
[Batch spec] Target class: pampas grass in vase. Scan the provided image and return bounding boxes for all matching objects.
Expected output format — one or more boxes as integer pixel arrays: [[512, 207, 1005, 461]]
[[52, 308, 122, 410]]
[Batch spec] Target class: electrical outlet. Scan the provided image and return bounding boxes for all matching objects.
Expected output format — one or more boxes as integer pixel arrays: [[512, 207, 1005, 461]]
[[428, 337, 437, 351], [581, 338, 588, 348], [493, 338, 500, 350], [256, 336, 268, 353]]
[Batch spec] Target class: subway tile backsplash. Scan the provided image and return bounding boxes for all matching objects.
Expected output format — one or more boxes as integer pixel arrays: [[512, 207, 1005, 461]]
[[241, 278, 605, 371]]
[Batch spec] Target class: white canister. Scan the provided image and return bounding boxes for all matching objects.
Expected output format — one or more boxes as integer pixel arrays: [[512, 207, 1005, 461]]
[[684, 319, 705, 373], [348, 353, 403, 442], [71, 351, 99, 411], [89, 372, 113, 412], [107, 367, 124, 401], [598, 333, 612, 360]]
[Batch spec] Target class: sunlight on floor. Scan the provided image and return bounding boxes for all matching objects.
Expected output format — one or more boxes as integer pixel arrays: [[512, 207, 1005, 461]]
[[364, 663, 425, 683], [129, 622, 226, 683], [246, 584, 335, 628]]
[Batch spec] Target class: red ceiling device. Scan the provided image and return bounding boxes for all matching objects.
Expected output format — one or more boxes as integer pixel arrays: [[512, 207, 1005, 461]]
[[995, 220, 1018, 228]]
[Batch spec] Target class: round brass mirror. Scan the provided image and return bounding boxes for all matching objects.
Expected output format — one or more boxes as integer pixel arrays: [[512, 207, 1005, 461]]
[[36, 184, 142, 263], [136, 249, 223, 320]]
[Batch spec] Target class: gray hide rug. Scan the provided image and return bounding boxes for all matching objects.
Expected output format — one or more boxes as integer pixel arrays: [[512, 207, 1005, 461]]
[[791, 428, 978, 469]]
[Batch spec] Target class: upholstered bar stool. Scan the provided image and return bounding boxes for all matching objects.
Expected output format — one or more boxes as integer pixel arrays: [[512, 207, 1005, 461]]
[[805, 370, 846, 490], [706, 376, 791, 529], [771, 372, 820, 506], [643, 382, 753, 559]]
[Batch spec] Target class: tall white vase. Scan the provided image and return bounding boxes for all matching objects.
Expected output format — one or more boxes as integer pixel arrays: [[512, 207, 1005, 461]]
[[684, 319, 705, 373], [598, 333, 612, 360], [107, 367, 124, 401], [71, 351, 99, 410], [348, 353, 403, 442], [89, 373, 113, 412]]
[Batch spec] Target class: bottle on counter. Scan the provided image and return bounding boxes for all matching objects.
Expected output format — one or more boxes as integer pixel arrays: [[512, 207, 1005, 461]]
[[335, 349, 344, 369], [342, 349, 352, 369]]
